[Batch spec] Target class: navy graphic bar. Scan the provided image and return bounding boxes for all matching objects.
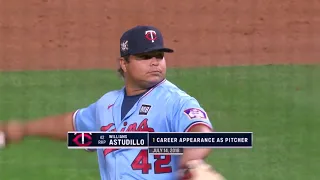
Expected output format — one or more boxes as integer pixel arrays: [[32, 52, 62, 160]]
[[67, 132, 252, 148]]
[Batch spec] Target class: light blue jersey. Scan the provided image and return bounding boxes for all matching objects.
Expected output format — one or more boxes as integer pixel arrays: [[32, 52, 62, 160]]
[[73, 79, 213, 180]]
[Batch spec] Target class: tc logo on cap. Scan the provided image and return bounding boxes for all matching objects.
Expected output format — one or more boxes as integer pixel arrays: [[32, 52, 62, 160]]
[[145, 30, 157, 43]]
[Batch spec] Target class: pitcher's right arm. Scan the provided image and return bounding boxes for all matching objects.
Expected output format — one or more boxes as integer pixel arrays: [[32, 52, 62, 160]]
[[0, 102, 97, 145]]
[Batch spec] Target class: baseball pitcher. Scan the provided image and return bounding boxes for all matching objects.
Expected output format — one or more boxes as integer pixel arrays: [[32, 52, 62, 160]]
[[0, 25, 225, 180]]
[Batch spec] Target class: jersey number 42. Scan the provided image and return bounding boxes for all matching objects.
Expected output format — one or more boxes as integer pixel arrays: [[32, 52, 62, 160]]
[[131, 150, 172, 174]]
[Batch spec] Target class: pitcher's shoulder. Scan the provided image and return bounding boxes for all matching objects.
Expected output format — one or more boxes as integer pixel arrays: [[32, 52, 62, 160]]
[[158, 81, 206, 120], [158, 80, 194, 101], [96, 89, 123, 104]]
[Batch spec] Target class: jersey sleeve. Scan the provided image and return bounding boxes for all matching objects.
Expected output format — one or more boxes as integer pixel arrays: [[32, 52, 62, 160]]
[[171, 98, 213, 132], [73, 102, 97, 131]]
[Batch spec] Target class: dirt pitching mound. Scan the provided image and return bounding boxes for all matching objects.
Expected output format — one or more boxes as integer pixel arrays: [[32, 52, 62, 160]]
[[0, 0, 319, 71]]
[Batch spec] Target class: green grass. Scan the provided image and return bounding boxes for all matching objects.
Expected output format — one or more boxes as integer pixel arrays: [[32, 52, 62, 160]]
[[0, 65, 319, 180]]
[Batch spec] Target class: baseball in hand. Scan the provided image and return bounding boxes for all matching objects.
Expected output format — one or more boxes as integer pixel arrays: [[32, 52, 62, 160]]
[[0, 131, 5, 148]]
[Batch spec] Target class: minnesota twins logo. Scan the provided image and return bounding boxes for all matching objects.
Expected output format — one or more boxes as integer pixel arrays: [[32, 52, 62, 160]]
[[72, 132, 93, 146], [145, 30, 157, 43]]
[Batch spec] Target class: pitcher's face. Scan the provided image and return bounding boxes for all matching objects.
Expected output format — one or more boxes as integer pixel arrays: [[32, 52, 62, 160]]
[[121, 51, 167, 88]]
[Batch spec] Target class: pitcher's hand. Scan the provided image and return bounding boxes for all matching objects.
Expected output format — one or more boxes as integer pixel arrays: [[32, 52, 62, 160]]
[[0, 121, 25, 147], [181, 160, 226, 180]]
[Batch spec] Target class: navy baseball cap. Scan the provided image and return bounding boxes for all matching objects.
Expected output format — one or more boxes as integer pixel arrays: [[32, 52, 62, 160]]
[[120, 25, 174, 57]]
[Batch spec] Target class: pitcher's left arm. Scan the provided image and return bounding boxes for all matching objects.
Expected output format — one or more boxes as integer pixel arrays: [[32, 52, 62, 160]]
[[169, 97, 225, 179], [170, 97, 213, 167]]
